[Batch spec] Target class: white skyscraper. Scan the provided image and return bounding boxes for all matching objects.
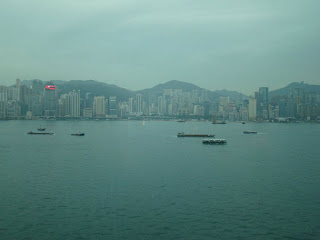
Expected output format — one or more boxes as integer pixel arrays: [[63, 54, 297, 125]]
[[66, 90, 80, 117]]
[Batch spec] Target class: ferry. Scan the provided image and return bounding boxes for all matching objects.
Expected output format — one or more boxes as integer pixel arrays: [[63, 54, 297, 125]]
[[177, 133, 215, 137], [202, 139, 227, 144]]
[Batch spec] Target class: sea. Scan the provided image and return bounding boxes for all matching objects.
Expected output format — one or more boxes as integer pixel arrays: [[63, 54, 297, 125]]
[[0, 120, 319, 240]]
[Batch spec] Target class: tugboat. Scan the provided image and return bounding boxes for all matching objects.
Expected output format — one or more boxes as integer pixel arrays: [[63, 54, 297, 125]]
[[28, 131, 53, 135], [71, 132, 85, 136], [243, 131, 257, 134], [177, 132, 215, 137], [202, 139, 227, 144]]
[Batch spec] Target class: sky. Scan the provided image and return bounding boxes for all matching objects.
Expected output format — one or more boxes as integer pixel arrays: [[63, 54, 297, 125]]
[[0, 0, 319, 94]]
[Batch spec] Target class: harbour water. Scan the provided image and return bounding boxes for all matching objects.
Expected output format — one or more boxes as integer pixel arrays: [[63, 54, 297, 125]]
[[0, 120, 320, 239]]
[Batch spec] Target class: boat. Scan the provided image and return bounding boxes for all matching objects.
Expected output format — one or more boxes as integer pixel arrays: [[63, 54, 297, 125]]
[[37, 127, 46, 131], [202, 139, 227, 144], [27, 131, 53, 135], [241, 121, 246, 124], [243, 131, 257, 134], [177, 119, 186, 122], [212, 121, 226, 124], [177, 132, 215, 137], [71, 132, 85, 136]]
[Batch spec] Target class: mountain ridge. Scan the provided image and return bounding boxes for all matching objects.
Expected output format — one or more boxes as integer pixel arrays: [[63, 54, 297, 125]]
[[19, 79, 320, 102]]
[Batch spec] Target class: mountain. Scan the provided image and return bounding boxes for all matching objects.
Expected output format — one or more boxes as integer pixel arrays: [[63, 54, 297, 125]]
[[20, 79, 67, 86], [55, 80, 134, 101], [138, 80, 247, 102], [269, 82, 320, 98], [19, 79, 247, 102], [138, 80, 202, 95]]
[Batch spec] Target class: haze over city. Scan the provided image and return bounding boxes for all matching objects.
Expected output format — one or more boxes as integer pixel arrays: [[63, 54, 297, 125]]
[[1, 0, 320, 95]]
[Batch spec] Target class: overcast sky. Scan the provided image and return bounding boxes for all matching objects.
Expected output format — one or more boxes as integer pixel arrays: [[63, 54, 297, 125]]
[[0, 0, 319, 94]]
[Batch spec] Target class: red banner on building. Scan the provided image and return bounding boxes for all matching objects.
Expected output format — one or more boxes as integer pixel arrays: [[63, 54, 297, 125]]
[[45, 85, 56, 90]]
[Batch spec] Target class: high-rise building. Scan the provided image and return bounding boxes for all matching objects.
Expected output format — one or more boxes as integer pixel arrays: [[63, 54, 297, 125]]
[[66, 90, 80, 117], [257, 87, 269, 119], [44, 81, 57, 117], [108, 96, 117, 116], [248, 97, 257, 121], [158, 95, 166, 115], [136, 94, 142, 115], [129, 98, 134, 114], [93, 96, 105, 117], [219, 97, 229, 112], [85, 92, 93, 108], [32, 80, 44, 96], [0, 86, 8, 119]]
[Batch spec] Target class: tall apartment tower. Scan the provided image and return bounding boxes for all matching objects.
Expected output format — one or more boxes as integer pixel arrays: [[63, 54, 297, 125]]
[[93, 96, 105, 118], [66, 90, 80, 117], [129, 98, 134, 113]]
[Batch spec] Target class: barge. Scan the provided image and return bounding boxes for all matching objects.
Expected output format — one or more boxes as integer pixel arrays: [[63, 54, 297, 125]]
[[202, 139, 227, 144], [177, 133, 215, 137], [243, 131, 257, 134], [27, 131, 54, 135]]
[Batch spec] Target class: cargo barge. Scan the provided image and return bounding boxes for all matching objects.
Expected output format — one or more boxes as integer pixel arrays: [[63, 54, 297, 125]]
[[177, 133, 215, 137], [202, 139, 227, 144], [27, 131, 54, 135], [243, 131, 257, 134]]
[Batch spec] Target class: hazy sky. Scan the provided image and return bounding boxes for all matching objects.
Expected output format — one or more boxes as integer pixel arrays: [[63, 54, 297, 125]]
[[1, 0, 319, 94]]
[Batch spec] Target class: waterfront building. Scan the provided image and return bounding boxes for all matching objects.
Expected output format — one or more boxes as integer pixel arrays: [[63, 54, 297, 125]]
[[83, 108, 93, 118], [108, 96, 117, 116], [44, 82, 57, 117], [248, 97, 257, 121], [93, 96, 105, 118], [66, 90, 80, 117], [136, 94, 142, 115], [128, 98, 135, 114], [0, 86, 8, 119]]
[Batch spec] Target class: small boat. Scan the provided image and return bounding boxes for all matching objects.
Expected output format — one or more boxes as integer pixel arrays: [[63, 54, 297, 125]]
[[243, 131, 257, 134], [177, 132, 215, 137], [241, 121, 246, 124], [71, 132, 85, 136], [202, 139, 227, 144], [28, 131, 53, 135], [177, 119, 186, 122], [37, 127, 46, 131]]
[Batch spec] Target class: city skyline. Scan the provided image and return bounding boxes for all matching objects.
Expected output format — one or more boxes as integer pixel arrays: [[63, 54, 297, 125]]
[[1, 78, 319, 121], [1, 0, 320, 94]]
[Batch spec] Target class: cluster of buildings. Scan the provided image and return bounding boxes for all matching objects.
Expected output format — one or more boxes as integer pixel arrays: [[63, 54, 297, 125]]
[[1, 79, 320, 121]]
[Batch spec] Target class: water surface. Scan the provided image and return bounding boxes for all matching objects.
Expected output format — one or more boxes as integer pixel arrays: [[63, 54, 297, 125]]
[[0, 120, 319, 239]]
